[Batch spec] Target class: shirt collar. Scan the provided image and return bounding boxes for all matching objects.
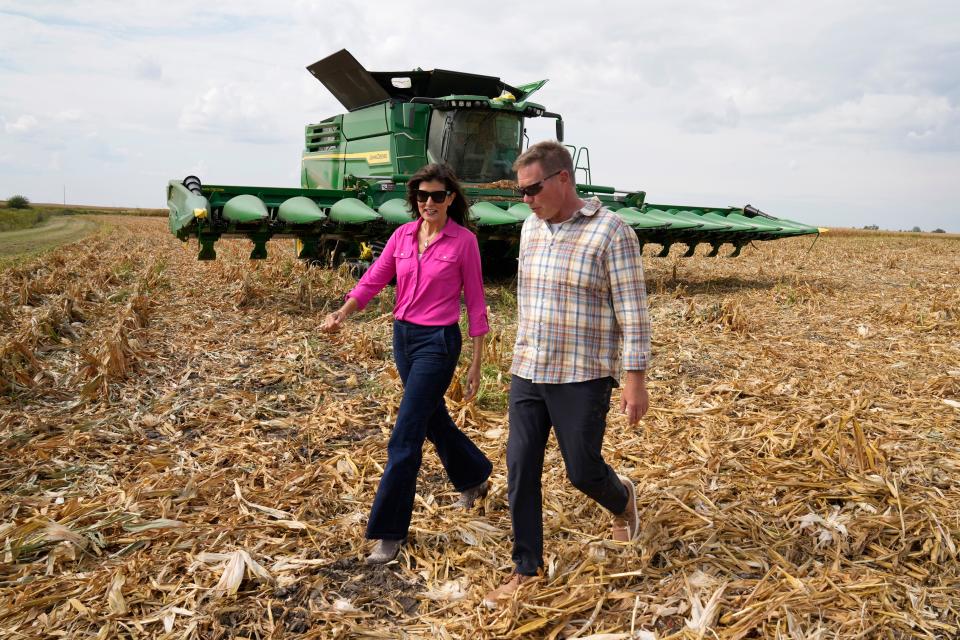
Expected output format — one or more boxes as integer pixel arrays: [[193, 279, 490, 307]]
[[530, 197, 603, 230], [402, 217, 461, 238], [578, 197, 603, 218]]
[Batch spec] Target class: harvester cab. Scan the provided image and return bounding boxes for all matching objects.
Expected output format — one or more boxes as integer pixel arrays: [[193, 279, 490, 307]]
[[166, 49, 817, 267], [301, 49, 562, 189]]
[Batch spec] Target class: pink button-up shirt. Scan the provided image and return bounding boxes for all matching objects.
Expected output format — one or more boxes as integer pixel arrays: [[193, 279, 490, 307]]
[[347, 218, 489, 337]]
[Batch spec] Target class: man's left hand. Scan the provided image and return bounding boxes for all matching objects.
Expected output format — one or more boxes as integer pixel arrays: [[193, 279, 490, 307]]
[[621, 370, 649, 425]]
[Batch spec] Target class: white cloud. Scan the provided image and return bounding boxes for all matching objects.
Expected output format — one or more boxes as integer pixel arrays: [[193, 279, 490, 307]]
[[682, 99, 741, 134], [788, 93, 960, 150], [54, 110, 84, 123], [4, 114, 39, 134], [0, 0, 957, 230], [178, 83, 291, 144], [135, 58, 163, 82]]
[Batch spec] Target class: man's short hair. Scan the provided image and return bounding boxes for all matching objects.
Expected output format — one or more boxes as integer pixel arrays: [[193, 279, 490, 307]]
[[513, 140, 574, 177]]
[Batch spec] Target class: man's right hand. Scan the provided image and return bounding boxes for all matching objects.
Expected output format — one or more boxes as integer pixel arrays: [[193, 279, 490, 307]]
[[621, 370, 649, 425]]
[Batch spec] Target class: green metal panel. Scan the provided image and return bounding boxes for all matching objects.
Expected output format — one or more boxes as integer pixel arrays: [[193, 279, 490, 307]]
[[747, 214, 818, 235], [278, 196, 326, 224], [222, 195, 269, 223], [469, 201, 520, 226], [329, 198, 381, 224], [392, 103, 430, 176], [641, 208, 703, 230], [203, 184, 352, 210], [302, 116, 344, 189], [663, 208, 731, 232], [513, 79, 548, 101], [699, 210, 756, 232], [615, 207, 672, 230], [341, 136, 394, 180], [507, 202, 532, 221], [723, 212, 785, 234], [167, 180, 209, 236], [378, 198, 414, 225], [342, 104, 389, 139]]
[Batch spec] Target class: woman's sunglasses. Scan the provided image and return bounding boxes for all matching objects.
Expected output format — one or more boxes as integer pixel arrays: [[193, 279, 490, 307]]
[[517, 170, 562, 197], [415, 189, 451, 203]]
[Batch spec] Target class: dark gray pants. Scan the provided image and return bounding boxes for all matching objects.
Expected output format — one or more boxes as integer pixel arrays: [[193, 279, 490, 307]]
[[507, 375, 628, 576]]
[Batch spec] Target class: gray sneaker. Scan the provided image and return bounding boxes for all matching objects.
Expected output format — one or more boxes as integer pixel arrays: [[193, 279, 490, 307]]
[[365, 538, 405, 564], [611, 475, 640, 543], [453, 480, 489, 509]]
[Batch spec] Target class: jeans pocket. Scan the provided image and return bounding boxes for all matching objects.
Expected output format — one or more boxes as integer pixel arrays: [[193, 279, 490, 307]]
[[433, 327, 449, 356], [405, 325, 447, 357]]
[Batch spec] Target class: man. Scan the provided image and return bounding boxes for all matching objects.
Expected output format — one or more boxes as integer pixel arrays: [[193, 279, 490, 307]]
[[483, 141, 651, 608]]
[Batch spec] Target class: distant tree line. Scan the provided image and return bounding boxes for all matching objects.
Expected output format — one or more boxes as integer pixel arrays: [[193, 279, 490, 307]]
[[862, 224, 947, 233]]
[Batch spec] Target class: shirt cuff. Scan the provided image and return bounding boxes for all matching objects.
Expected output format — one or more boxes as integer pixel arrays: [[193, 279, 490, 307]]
[[467, 313, 490, 337]]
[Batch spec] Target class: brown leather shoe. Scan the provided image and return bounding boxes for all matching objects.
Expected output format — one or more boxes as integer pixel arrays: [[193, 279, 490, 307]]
[[611, 474, 639, 543], [365, 538, 405, 564], [481, 572, 539, 609], [453, 480, 489, 509]]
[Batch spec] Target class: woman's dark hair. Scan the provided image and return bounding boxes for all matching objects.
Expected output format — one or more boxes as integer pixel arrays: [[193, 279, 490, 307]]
[[405, 163, 474, 231]]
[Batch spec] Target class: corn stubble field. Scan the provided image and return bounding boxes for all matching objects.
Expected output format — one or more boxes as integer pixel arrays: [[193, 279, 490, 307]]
[[1, 216, 958, 639]]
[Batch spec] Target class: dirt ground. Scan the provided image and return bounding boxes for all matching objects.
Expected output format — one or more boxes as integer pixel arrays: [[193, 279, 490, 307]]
[[1, 216, 958, 639]]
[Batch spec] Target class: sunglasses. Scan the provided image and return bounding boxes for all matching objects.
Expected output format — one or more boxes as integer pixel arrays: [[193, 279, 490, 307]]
[[517, 170, 562, 197], [415, 189, 451, 203]]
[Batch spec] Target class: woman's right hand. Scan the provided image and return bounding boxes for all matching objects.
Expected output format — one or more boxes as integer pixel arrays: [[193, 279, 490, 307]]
[[322, 298, 358, 333], [321, 310, 345, 333]]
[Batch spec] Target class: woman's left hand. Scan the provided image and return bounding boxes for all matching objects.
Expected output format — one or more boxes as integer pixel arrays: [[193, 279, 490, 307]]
[[464, 361, 482, 401]]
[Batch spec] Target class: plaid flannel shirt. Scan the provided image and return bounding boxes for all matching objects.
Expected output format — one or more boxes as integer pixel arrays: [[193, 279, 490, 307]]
[[510, 198, 651, 384]]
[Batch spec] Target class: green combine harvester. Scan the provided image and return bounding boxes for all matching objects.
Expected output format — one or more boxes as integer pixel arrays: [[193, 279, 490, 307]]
[[167, 49, 817, 268]]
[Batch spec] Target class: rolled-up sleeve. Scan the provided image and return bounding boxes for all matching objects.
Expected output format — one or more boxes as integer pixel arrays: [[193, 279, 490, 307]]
[[460, 232, 489, 337], [607, 223, 651, 371], [346, 228, 400, 310]]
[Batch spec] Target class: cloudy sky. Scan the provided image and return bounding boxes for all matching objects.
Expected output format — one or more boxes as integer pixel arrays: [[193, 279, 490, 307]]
[[1, 0, 958, 231]]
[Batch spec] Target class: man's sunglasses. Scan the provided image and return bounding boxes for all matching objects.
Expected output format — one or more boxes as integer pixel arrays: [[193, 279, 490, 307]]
[[517, 170, 562, 197], [415, 189, 451, 203]]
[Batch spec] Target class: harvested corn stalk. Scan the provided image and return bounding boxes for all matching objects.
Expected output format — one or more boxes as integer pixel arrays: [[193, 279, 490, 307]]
[[0, 218, 957, 638]]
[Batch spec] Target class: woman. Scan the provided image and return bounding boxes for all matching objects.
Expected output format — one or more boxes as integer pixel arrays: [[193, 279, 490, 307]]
[[321, 163, 492, 564]]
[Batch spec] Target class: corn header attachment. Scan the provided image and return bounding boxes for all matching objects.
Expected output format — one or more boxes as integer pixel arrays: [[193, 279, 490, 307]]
[[168, 49, 817, 267]]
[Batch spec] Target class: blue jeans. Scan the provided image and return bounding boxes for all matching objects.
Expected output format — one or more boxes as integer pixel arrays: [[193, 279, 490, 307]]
[[366, 320, 493, 540]]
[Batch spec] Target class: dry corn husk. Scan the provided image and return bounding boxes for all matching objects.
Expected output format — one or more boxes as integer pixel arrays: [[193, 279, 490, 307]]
[[0, 218, 958, 638]]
